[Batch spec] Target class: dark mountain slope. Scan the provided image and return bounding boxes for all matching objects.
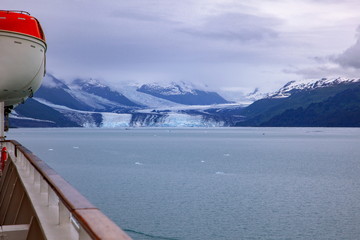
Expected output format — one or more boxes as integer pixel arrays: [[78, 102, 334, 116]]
[[12, 98, 81, 127], [35, 75, 92, 111], [235, 82, 360, 126], [73, 79, 142, 107], [261, 86, 360, 127]]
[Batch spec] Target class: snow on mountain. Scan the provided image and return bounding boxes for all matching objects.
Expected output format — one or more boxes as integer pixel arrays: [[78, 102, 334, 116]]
[[11, 111, 55, 124], [41, 74, 69, 89], [63, 88, 123, 111], [137, 81, 230, 105], [11, 74, 240, 128], [22, 97, 230, 128], [34, 75, 143, 113], [71, 78, 142, 108], [36, 75, 112, 111], [114, 84, 185, 109], [31, 98, 102, 127], [15, 73, 360, 128], [245, 87, 268, 102], [138, 81, 198, 96], [269, 77, 360, 98]]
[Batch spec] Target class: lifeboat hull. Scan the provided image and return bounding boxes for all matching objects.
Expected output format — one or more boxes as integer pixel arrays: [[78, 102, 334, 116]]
[[0, 30, 46, 106]]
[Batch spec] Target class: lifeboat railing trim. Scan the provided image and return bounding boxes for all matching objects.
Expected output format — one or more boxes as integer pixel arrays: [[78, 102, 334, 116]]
[[2, 139, 131, 240], [0, 10, 31, 15]]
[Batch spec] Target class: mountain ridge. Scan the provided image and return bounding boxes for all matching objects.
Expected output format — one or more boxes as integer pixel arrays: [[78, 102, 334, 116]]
[[137, 82, 230, 105], [9, 75, 235, 128], [234, 78, 360, 127], [8, 75, 360, 128]]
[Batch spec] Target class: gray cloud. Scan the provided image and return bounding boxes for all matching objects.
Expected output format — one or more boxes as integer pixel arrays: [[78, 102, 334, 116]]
[[310, 0, 359, 3], [334, 26, 360, 69], [3, 0, 360, 97], [110, 9, 178, 24], [284, 65, 341, 79], [180, 13, 280, 42]]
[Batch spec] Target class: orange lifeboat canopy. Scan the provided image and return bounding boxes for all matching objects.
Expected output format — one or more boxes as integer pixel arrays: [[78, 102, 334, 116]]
[[0, 10, 45, 41]]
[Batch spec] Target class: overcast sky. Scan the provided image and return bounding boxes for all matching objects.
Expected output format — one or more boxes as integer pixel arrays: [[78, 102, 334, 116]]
[[3, 0, 360, 99]]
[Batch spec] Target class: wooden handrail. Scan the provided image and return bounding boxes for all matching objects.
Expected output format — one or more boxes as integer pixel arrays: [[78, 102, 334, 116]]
[[2, 140, 131, 240]]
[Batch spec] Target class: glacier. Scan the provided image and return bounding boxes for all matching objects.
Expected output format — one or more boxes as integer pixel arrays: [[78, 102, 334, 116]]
[[100, 112, 225, 128], [101, 113, 132, 128], [154, 113, 224, 127]]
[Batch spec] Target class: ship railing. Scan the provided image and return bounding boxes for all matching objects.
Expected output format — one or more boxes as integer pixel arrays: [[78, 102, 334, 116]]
[[0, 140, 131, 240]]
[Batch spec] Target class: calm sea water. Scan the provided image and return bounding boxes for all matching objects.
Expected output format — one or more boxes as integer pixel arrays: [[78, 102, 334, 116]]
[[7, 127, 360, 240]]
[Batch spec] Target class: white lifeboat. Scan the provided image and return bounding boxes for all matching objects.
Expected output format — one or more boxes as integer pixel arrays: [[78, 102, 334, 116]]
[[0, 10, 46, 107]]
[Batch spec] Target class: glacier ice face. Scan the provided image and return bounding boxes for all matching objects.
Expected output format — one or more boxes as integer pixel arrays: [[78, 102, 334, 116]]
[[101, 113, 132, 127], [97, 112, 225, 128], [25, 97, 230, 128], [161, 113, 224, 127]]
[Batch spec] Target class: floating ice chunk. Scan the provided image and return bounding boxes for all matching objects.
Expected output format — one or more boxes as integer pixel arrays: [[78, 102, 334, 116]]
[[73, 146, 79, 149], [135, 162, 143, 165], [48, 148, 53, 151], [223, 153, 230, 157], [215, 171, 225, 175], [201, 160, 205, 163]]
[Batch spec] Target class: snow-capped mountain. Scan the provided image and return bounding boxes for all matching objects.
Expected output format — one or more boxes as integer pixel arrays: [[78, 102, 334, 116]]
[[113, 84, 185, 109], [139, 81, 198, 96], [10, 74, 360, 128], [10, 75, 237, 128], [71, 78, 142, 108], [232, 77, 360, 127], [245, 87, 268, 102], [269, 77, 360, 98], [137, 81, 230, 105], [35, 75, 93, 111]]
